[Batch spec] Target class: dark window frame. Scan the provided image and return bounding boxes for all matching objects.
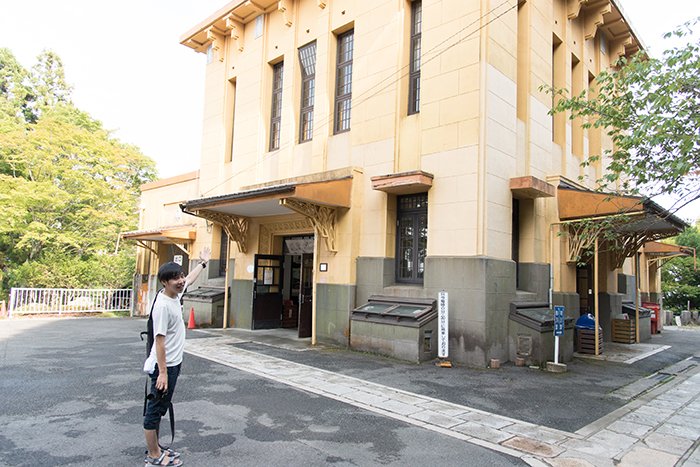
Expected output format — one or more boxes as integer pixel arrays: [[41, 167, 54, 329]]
[[298, 42, 317, 143], [269, 61, 284, 151], [334, 29, 354, 134], [408, 0, 422, 115], [395, 193, 428, 284]]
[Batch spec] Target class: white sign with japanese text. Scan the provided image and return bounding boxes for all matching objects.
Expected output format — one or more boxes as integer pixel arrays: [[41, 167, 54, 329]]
[[438, 291, 449, 358]]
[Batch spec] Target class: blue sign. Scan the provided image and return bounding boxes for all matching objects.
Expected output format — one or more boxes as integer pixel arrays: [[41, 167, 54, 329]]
[[554, 306, 565, 337]]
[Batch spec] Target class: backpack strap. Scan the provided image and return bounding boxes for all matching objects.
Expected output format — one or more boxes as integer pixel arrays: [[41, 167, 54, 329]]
[[156, 404, 175, 451]]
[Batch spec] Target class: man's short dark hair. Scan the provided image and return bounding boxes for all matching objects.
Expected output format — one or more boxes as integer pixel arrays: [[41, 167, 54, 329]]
[[158, 262, 185, 283]]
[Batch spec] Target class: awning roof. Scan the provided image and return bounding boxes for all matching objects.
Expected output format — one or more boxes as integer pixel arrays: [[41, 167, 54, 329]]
[[557, 185, 689, 267], [121, 224, 197, 243], [181, 177, 352, 218], [558, 187, 687, 234], [644, 241, 693, 256], [371, 170, 433, 195], [558, 187, 644, 221], [180, 174, 353, 254]]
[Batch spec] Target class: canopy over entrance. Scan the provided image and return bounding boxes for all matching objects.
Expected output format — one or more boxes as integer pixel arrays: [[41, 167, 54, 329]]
[[644, 241, 695, 269], [180, 172, 353, 253], [120, 224, 197, 256], [557, 185, 687, 268]]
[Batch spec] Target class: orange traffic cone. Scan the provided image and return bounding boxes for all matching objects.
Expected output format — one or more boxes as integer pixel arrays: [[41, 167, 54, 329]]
[[187, 307, 196, 329]]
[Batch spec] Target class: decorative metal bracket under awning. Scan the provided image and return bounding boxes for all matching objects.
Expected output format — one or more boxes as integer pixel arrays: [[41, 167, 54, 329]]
[[280, 198, 338, 252], [561, 214, 643, 265], [187, 209, 250, 254]]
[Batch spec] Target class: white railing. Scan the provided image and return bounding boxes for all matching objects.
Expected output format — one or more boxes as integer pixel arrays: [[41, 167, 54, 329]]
[[8, 288, 132, 318]]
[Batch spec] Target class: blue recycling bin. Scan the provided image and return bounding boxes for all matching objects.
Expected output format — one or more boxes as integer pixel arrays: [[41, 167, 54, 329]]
[[575, 313, 596, 330]]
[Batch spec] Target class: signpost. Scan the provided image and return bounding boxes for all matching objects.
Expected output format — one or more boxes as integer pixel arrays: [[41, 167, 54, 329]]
[[553, 305, 564, 364], [438, 291, 449, 365]]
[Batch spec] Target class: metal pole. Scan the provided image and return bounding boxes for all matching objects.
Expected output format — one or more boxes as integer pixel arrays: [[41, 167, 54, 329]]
[[594, 237, 600, 356], [635, 253, 640, 343], [222, 238, 231, 329]]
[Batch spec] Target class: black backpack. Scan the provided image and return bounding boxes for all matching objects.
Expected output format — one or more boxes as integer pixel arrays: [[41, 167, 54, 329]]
[[140, 290, 175, 449]]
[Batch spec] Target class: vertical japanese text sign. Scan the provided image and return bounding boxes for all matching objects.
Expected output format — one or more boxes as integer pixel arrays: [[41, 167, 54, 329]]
[[438, 291, 449, 358]]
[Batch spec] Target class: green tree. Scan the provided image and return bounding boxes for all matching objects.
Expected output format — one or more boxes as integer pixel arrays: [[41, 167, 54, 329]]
[[0, 49, 156, 297], [661, 226, 700, 310], [544, 19, 700, 211], [0, 48, 36, 125]]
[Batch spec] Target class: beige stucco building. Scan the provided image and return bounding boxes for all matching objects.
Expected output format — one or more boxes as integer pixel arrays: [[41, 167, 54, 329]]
[[124, 0, 687, 367]]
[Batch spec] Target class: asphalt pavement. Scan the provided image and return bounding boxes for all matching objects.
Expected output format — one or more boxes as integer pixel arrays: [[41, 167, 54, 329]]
[[1, 317, 699, 466], [0, 318, 523, 466]]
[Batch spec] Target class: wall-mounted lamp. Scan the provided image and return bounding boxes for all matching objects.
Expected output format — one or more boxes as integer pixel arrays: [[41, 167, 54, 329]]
[[319, 263, 328, 272]]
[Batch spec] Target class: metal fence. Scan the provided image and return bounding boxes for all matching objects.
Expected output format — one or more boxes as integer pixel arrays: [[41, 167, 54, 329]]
[[8, 288, 132, 318]]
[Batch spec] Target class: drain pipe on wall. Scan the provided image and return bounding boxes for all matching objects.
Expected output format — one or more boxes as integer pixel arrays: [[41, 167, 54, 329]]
[[311, 231, 320, 346]]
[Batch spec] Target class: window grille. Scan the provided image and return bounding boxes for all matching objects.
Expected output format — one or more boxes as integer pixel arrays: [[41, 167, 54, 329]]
[[334, 30, 354, 134], [298, 42, 317, 142], [408, 0, 422, 114], [269, 61, 284, 151]]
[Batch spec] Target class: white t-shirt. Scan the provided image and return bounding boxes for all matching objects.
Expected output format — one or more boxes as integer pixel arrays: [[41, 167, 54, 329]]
[[142, 286, 187, 374]]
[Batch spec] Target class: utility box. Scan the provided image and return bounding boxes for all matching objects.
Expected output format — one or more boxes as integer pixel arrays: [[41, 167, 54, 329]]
[[619, 302, 652, 342], [508, 302, 575, 365], [351, 296, 437, 363], [182, 287, 226, 328]]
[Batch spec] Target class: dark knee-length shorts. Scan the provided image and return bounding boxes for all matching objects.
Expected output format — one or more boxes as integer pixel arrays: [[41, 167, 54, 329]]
[[143, 363, 181, 430]]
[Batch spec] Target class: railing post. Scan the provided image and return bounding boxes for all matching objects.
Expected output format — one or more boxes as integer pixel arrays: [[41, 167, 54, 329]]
[[9, 288, 17, 319]]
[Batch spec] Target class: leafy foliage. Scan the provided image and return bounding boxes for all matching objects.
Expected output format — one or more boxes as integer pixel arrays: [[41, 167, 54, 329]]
[[542, 19, 700, 211], [0, 49, 156, 297], [661, 226, 700, 310]]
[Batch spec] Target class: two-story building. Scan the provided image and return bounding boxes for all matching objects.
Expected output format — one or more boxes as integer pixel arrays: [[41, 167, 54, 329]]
[[123, 0, 687, 367]]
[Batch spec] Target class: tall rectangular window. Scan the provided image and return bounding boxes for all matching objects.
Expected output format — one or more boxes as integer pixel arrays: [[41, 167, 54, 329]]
[[396, 193, 428, 284], [269, 61, 284, 151], [334, 30, 354, 134], [408, 0, 422, 114], [225, 79, 236, 162], [298, 42, 317, 143]]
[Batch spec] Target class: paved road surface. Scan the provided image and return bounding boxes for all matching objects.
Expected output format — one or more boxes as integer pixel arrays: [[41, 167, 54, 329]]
[[0, 318, 524, 466]]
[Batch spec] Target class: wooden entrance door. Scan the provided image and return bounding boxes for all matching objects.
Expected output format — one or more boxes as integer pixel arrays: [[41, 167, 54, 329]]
[[253, 255, 283, 329]]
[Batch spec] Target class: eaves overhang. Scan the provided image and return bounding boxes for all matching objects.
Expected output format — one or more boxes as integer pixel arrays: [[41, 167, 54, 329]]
[[180, 0, 281, 53], [120, 224, 197, 243]]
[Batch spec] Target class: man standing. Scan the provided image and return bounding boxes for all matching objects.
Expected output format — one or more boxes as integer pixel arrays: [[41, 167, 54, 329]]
[[143, 248, 210, 467]]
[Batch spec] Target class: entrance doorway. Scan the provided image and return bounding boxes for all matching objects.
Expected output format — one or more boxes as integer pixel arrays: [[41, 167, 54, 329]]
[[282, 235, 314, 338], [576, 263, 594, 316], [252, 254, 283, 329], [251, 235, 314, 338]]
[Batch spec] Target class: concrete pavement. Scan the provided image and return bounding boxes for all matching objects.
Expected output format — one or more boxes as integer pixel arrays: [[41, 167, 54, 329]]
[[186, 328, 700, 466]]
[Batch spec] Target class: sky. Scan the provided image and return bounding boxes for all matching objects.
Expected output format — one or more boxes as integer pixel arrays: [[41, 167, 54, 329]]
[[1, 0, 699, 218]]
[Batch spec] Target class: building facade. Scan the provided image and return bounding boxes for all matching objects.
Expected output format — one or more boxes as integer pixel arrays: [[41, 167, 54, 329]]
[[125, 0, 686, 367]]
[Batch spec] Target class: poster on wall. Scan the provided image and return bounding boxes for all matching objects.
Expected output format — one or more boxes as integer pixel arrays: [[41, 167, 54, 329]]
[[263, 267, 274, 285]]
